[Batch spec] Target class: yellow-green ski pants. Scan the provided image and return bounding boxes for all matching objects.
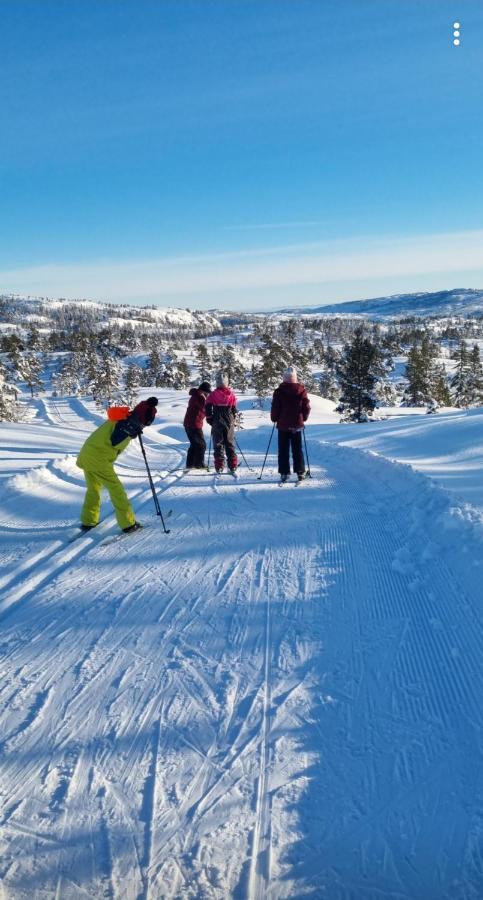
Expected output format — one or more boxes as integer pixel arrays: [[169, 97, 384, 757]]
[[81, 468, 136, 530]]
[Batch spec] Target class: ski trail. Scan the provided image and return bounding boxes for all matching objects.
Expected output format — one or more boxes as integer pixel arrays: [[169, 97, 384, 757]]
[[247, 549, 273, 900], [1, 440, 482, 897], [140, 718, 161, 900], [0, 467, 185, 618]]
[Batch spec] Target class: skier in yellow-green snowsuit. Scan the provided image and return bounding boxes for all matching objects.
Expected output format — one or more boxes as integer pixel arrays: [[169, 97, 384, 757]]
[[76, 397, 158, 534]]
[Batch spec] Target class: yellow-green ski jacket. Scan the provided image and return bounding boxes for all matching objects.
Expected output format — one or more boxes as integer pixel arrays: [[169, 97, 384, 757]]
[[77, 421, 131, 474]]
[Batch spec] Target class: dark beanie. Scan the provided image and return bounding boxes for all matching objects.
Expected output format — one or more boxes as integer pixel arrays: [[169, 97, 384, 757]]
[[147, 396, 158, 406], [199, 381, 211, 394]]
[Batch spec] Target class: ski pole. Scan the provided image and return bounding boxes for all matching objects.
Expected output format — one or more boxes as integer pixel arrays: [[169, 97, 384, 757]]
[[303, 427, 311, 478], [235, 436, 254, 472], [257, 424, 275, 480], [207, 433, 212, 471], [138, 435, 171, 533]]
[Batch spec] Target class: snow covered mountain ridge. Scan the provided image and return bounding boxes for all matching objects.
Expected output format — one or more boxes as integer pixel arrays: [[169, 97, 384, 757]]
[[279, 288, 483, 319], [0, 294, 227, 334], [3, 288, 483, 327]]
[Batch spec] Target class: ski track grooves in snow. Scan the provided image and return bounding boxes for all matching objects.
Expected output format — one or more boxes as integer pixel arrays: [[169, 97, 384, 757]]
[[0, 465, 185, 619], [247, 549, 273, 900], [1, 431, 483, 898]]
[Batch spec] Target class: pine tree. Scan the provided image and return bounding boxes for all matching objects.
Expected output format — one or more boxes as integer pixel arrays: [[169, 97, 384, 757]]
[[403, 333, 450, 409], [90, 350, 123, 407], [467, 344, 483, 406], [52, 353, 82, 395], [125, 363, 143, 406], [195, 343, 211, 381], [119, 324, 138, 353], [18, 352, 44, 398], [160, 361, 175, 387], [252, 363, 271, 406], [147, 348, 164, 387], [215, 344, 248, 390], [451, 340, 471, 407], [174, 358, 191, 389], [404, 345, 427, 405], [432, 360, 452, 407], [26, 325, 42, 351], [280, 319, 298, 356], [0, 360, 19, 420], [2, 333, 24, 357], [318, 369, 340, 401], [337, 327, 381, 422], [374, 378, 398, 407]]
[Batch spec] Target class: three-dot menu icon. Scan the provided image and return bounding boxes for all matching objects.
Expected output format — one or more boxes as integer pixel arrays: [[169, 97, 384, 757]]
[[453, 22, 461, 46]]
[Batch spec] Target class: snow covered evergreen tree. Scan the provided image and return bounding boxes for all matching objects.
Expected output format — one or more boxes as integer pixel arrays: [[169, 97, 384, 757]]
[[125, 363, 143, 406], [451, 340, 472, 407], [175, 358, 191, 389], [404, 334, 447, 407], [0, 360, 19, 420], [146, 348, 164, 387], [17, 352, 44, 398], [196, 343, 212, 382], [26, 325, 42, 351], [318, 369, 340, 401], [52, 353, 82, 396], [451, 340, 483, 407], [337, 327, 381, 422], [467, 344, 483, 406], [215, 344, 248, 390], [374, 378, 398, 407], [90, 350, 123, 407]]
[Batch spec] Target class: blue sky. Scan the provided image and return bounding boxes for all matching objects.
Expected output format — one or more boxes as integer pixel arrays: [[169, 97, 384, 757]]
[[1, 0, 482, 309]]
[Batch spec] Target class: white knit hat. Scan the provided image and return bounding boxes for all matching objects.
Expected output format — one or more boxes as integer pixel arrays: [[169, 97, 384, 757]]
[[283, 366, 297, 383]]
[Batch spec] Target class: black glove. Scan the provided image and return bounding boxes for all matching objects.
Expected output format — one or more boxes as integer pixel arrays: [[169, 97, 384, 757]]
[[111, 414, 143, 447]]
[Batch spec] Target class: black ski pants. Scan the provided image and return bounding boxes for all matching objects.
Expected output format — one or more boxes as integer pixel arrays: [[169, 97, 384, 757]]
[[212, 421, 237, 471], [185, 427, 206, 468], [278, 429, 305, 475]]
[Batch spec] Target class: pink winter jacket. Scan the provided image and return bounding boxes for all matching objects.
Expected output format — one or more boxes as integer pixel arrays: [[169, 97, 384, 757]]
[[205, 386, 237, 426], [206, 386, 237, 408]]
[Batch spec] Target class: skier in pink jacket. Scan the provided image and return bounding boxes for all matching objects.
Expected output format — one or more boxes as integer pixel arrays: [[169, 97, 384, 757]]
[[205, 373, 238, 473]]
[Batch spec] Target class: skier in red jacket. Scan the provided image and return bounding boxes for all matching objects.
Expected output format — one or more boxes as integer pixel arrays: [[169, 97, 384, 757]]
[[270, 367, 310, 482], [183, 381, 211, 469]]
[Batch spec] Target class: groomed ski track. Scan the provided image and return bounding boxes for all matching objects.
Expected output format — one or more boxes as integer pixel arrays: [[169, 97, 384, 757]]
[[1, 398, 483, 898]]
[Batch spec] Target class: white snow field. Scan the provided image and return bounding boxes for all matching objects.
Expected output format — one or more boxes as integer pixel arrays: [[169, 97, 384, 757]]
[[1, 392, 483, 899]]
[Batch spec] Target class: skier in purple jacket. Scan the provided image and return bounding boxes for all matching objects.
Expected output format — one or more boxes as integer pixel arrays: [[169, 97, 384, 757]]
[[271, 366, 310, 482]]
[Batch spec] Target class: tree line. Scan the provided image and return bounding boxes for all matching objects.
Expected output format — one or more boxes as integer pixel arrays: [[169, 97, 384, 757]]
[[1, 302, 482, 421]]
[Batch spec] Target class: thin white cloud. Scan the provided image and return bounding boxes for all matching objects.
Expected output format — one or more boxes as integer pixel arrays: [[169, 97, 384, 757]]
[[2, 229, 483, 306]]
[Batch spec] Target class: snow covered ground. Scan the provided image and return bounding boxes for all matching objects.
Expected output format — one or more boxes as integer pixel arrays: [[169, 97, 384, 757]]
[[1, 391, 482, 898]]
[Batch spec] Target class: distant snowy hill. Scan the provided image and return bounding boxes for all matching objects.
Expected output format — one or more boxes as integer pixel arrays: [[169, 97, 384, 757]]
[[3, 289, 482, 330], [281, 288, 483, 319], [0, 294, 225, 334]]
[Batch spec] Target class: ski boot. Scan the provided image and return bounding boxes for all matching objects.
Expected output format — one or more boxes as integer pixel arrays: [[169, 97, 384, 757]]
[[123, 522, 143, 534]]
